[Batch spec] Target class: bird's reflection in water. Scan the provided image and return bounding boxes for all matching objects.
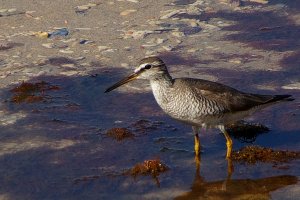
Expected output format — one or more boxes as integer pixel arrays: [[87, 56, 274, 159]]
[[192, 121, 270, 181], [175, 155, 297, 200]]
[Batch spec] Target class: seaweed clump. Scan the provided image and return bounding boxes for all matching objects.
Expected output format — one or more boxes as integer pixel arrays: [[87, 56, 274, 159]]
[[10, 81, 59, 103], [106, 127, 134, 141], [232, 146, 300, 164], [126, 159, 169, 177]]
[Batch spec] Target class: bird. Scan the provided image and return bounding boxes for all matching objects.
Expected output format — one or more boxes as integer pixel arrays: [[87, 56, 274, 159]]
[[105, 56, 294, 159]]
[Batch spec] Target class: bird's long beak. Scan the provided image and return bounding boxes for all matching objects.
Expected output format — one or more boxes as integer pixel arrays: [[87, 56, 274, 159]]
[[104, 72, 139, 93]]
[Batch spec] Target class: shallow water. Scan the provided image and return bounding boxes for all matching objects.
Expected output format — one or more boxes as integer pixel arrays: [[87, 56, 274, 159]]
[[0, 62, 299, 199]]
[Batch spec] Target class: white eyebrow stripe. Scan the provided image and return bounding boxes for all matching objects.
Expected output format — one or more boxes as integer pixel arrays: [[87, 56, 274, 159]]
[[134, 60, 163, 73], [134, 63, 148, 73]]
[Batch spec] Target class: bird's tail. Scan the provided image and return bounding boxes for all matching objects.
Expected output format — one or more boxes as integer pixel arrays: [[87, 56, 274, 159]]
[[268, 95, 294, 102], [264, 94, 294, 104]]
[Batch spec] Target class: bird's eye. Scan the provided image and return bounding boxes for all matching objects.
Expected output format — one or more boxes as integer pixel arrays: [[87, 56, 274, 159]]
[[144, 64, 152, 69]]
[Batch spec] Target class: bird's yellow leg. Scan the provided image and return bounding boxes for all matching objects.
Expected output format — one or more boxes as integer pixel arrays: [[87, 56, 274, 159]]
[[192, 126, 201, 157], [224, 133, 233, 159], [194, 134, 200, 157], [219, 125, 233, 159], [224, 132, 233, 159], [192, 126, 201, 173]]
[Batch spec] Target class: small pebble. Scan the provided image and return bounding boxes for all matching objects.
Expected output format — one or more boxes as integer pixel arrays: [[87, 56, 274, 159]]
[[172, 31, 185, 37], [156, 38, 166, 44], [42, 43, 55, 49], [61, 38, 77, 43], [160, 10, 184, 19], [60, 71, 79, 76], [61, 64, 76, 68], [98, 46, 109, 51], [249, 0, 268, 4], [76, 5, 90, 10], [120, 9, 137, 16], [59, 49, 74, 54], [102, 49, 116, 53], [74, 28, 92, 31], [124, 46, 131, 51], [190, 21, 198, 27], [55, 43, 68, 49], [79, 39, 94, 44], [121, 63, 129, 67], [49, 28, 69, 38], [131, 30, 152, 39], [34, 31, 49, 38], [141, 44, 156, 48], [8, 8, 17, 12], [126, 0, 139, 3], [162, 45, 173, 51], [86, 3, 97, 7], [175, 39, 182, 44], [145, 50, 156, 56], [187, 48, 198, 53], [229, 59, 242, 64], [73, 56, 85, 61]]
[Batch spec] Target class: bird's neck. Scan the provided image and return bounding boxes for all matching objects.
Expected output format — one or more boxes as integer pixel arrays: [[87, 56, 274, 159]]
[[149, 72, 173, 109], [149, 72, 173, 88]]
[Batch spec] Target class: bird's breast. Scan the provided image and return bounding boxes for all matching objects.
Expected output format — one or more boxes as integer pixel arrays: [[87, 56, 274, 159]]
[[150, 81, 232, 127], [151, 82, 203, 118]]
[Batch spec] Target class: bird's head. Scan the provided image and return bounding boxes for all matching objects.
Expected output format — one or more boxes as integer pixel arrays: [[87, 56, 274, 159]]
[[105, 56, 168, 93]]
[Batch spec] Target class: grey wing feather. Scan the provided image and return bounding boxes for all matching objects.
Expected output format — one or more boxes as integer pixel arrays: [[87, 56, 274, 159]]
[[176, 78, 290, 112]]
